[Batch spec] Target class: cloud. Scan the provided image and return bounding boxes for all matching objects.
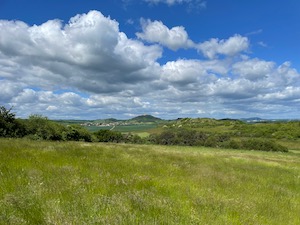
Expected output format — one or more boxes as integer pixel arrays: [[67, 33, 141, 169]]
[[136, 19, 194, 50], [0, 80, 25, 102], [161, 59, 227, 85], [257, 41, 268, 48], [137, 20, 250, 59], [0, 10, 162, 95], [245, 29, 263, 36], [232, 58, 275, 81], [196, 35, 249, 59], [11, 89, 38, 103], [0, 10, 300, 119]]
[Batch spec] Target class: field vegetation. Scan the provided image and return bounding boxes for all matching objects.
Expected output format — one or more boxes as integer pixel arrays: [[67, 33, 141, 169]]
[[0, 139, 299, 224], [2, 106, 299, 153]]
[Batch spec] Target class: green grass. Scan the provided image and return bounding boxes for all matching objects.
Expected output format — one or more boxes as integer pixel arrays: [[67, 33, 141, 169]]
[[278, 140, 300, 152], [1, 139, 300, 224]]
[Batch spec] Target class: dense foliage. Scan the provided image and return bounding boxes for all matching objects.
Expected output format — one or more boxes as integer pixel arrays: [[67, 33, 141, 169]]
[[0, 106, 26, 137], [148, 128, 288, 152], [0, 107, 92, 142]]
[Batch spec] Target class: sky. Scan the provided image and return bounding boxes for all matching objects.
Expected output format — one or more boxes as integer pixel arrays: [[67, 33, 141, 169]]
[[0, 0, 300, 120]]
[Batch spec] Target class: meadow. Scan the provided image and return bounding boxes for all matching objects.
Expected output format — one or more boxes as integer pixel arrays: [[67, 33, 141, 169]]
[[1, 138, 299, 224]]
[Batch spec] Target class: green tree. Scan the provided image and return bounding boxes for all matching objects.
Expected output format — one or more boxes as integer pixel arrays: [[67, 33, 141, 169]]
[[0, 106, 25, 137], [94, 129, 124, 143], [63, 125, 93, 142], [25, 114, 65, 140], [241, 139, 288, 152]]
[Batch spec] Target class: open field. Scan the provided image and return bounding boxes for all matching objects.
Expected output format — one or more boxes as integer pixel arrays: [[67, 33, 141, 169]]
[[1, 139, 300, 224]]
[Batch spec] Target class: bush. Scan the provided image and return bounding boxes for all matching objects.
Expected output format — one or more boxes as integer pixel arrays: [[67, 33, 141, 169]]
[[123, 133, 145, 144], [94, 129, 124, 143], [0, 106, 21, 137], [25, 114, 65, 141], [63, 125, 93, 142], [241, 139, 288, 152], [221, 140, 242, 149], [154, 130, 177, 145], [148, 128, 288, 152]]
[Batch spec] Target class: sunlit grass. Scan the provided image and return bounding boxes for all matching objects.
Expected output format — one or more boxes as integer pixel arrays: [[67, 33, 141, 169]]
[[0, 138, 300, 224]]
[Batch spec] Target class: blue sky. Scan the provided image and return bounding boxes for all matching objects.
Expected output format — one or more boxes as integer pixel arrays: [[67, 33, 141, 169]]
[[0, 0, 300, 119]]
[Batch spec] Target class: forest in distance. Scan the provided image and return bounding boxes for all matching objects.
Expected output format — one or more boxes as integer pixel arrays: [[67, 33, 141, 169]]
[[1, 105, 300, 152]]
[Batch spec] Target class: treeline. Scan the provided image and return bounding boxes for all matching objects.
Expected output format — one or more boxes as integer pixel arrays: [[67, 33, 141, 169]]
[[0, 106, 90, 141], [0, 106, 289, 152], [148, 129, 288, 152], [0, 106, 143, 143]]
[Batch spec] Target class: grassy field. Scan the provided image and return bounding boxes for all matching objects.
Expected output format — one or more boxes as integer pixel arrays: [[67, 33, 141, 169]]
[[0, 139, 300, 224]]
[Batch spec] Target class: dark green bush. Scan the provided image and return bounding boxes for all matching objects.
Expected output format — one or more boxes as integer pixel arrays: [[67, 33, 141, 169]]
[[221, 140, 242, 149], [204, 136, 218, 147], [94, 129, 124, 143], [241, 139, 288, 152], [154, 130, 177, 145], [148, 128, 288, 152], [123, 133, 145, 144], [63, 125, 93, 142], [25, 115, 65, 141], [0, 106, 24, 137]]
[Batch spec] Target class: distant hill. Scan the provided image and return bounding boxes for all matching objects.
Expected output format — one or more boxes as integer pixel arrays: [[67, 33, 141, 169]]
[[129, 115, 162, 123]]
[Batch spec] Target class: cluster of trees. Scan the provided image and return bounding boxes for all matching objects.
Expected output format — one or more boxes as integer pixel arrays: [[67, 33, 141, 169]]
[[148, 129, 229, 146], [0, 106, 92, 141], [0, 106, 25, 138], [0, 106, 143, 143], [148, 128, 288, 152]]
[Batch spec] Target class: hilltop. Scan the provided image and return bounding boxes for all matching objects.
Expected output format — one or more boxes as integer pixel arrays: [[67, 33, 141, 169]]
[[129, 115, 162, 123], [89, 115, 162, 124]]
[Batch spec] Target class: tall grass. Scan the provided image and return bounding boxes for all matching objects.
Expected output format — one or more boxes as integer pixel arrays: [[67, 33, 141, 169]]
[[0, 138, 300, 224]]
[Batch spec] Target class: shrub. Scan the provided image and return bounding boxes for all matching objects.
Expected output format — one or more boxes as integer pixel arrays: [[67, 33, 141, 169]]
[[221, 140, 242, 149], [25, 114, 65, 141], [155, 130, 177, 145], [123, 133, 145, 144], [0, 106, 20, 137], [204, 136, 218, 147], [94, 129, 124, 143], [63, 125, 93, 142], [241, 139, 288, 152]]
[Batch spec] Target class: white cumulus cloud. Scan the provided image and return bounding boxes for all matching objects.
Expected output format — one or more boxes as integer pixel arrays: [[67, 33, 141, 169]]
[[197, 34, 249, 59], [232, 58, 275, 80], [0, 10, 300, 119], [136, 19, 194, 50], [0, 10, 162, 95]]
